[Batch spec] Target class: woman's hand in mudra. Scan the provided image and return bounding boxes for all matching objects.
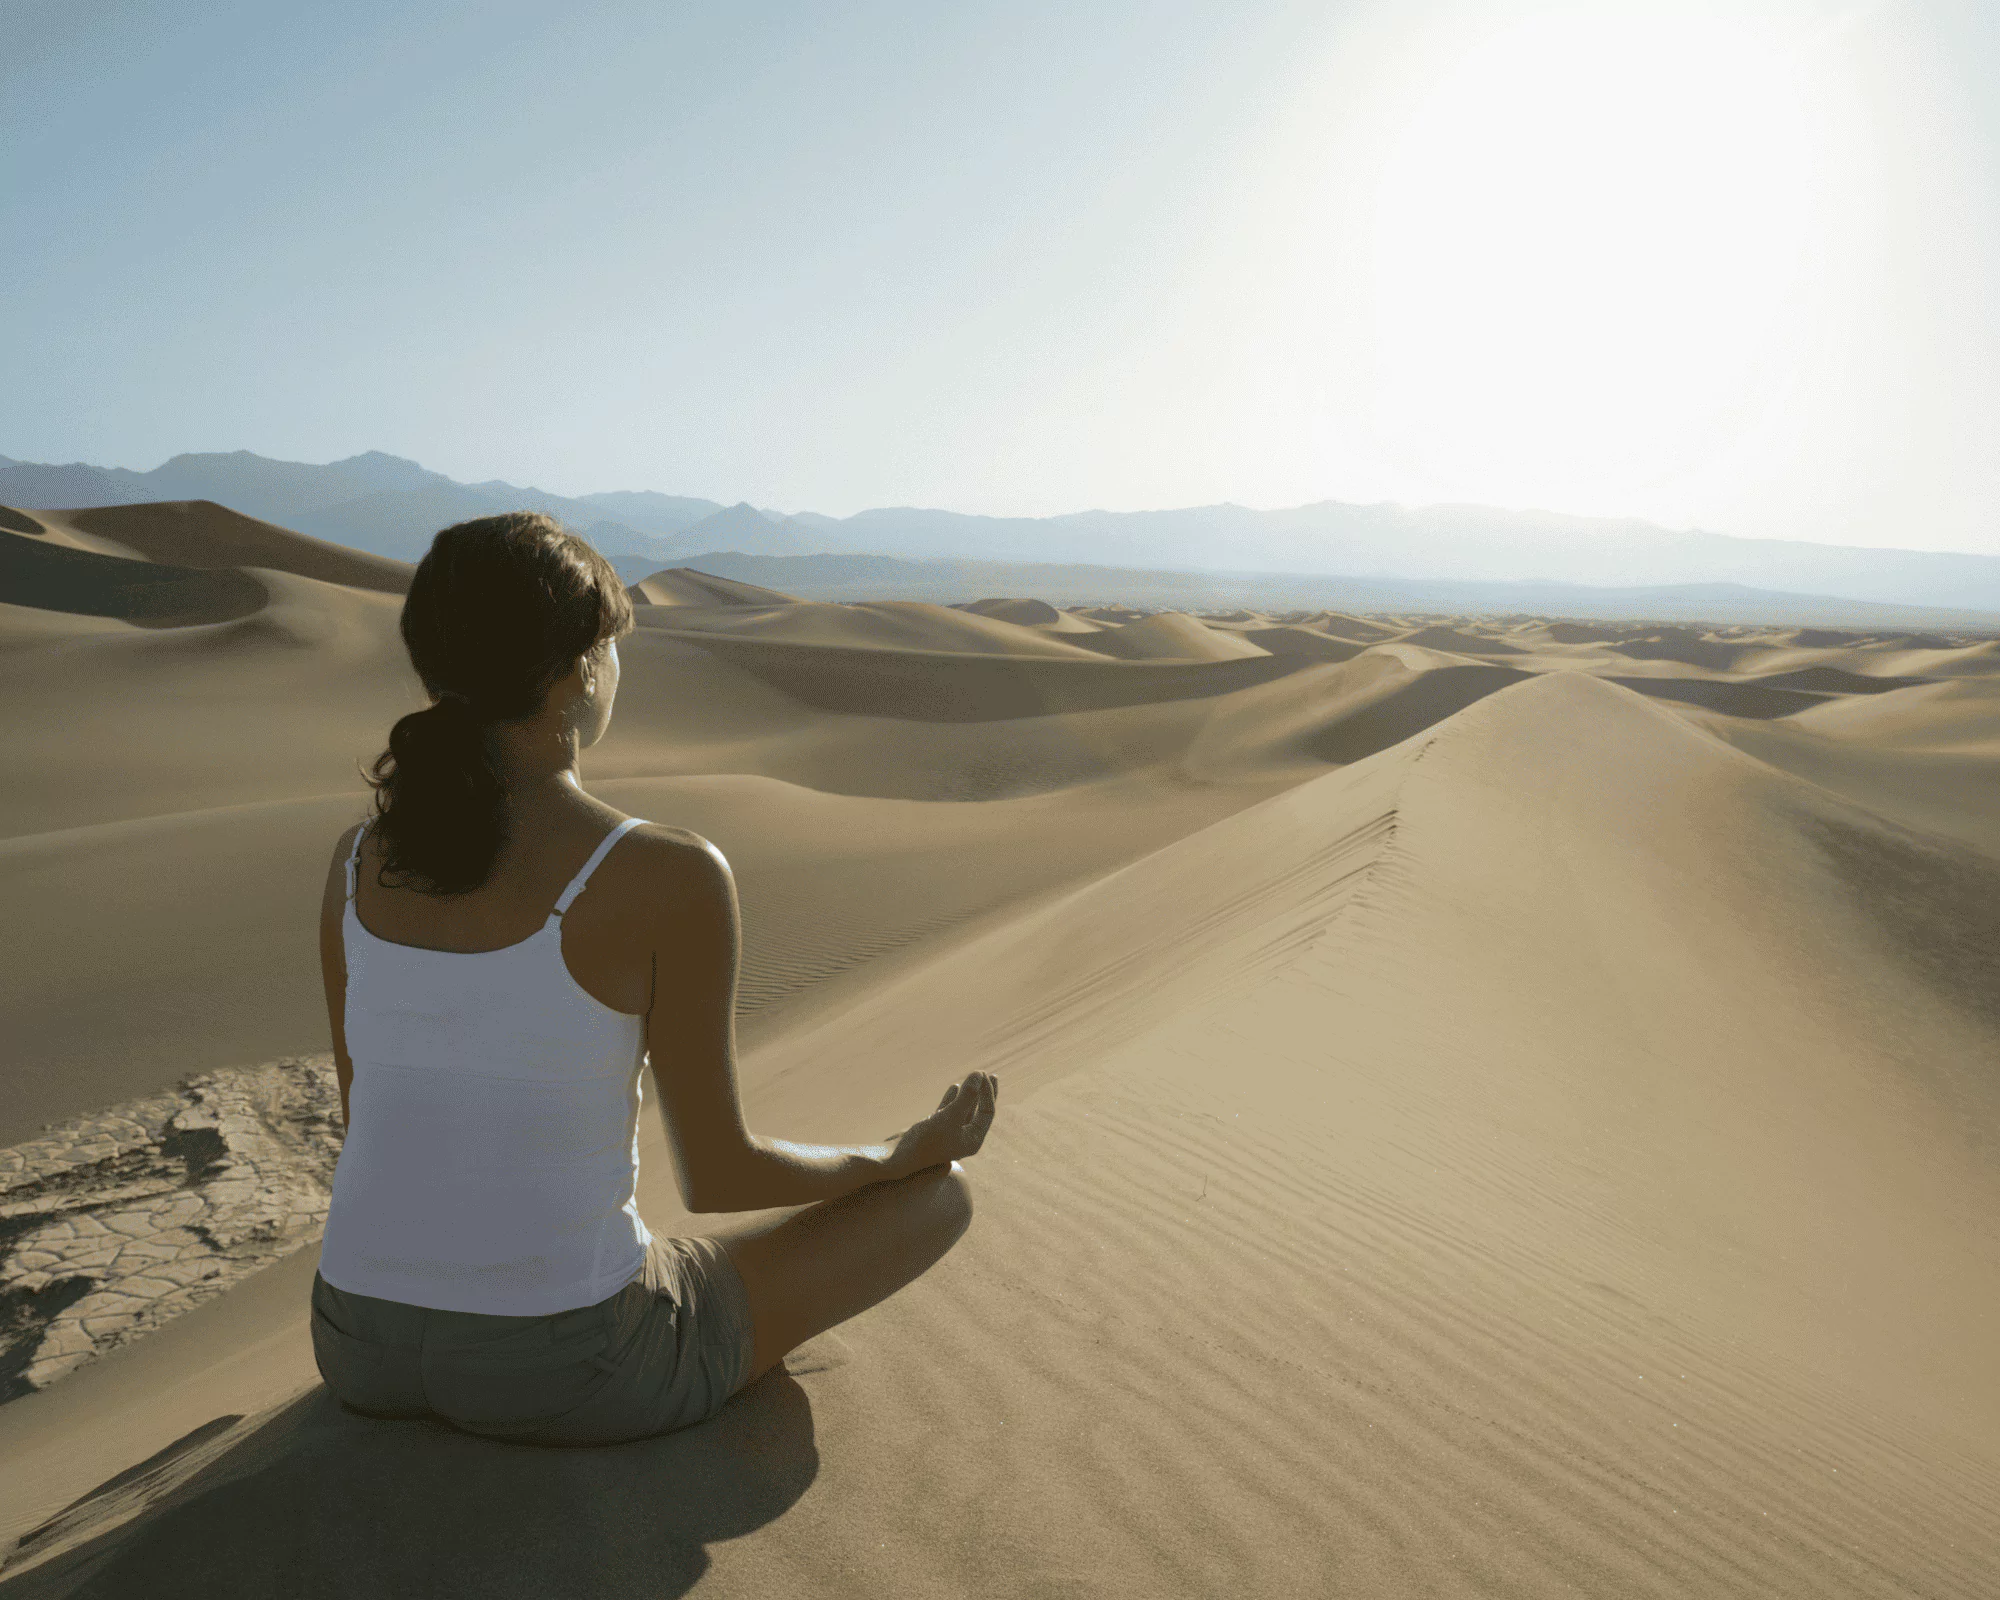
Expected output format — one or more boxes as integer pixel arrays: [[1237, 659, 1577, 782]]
[[885, 1071, 997, 1177]]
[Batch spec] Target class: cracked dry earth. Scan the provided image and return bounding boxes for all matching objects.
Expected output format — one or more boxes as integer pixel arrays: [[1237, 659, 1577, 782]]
[[0, 1055, 342, 1402]]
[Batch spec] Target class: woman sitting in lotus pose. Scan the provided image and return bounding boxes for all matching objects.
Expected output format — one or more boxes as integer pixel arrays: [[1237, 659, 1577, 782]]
[[312, 511, 996, 1444]]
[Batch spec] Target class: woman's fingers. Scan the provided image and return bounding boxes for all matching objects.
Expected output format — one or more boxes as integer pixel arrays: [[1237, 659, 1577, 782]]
[[960, 1074, 991, 1124], [959, 1074, 995, 1152], [924, 1074, 999, 1158]]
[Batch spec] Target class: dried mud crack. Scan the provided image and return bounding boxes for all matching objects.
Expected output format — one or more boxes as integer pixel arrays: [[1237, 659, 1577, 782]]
[[0, 1055, 342, 1402]]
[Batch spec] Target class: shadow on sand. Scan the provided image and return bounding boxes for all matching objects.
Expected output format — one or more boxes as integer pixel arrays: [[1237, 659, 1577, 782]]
[[2, 1370, 818, 1600]]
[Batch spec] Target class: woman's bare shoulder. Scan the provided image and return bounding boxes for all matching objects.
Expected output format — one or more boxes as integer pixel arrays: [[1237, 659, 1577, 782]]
[[625, 819, 712, 850], [619, 825, 736, 948], [623, 822, 731, 878]]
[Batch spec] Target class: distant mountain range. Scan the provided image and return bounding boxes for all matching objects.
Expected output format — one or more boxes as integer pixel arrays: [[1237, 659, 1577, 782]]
[[0, 449, 805, 573], [6, 447, 2000, 613]]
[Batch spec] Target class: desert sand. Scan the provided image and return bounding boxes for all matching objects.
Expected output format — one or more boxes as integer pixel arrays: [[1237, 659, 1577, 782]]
[[1, 499, 1996, 1597]]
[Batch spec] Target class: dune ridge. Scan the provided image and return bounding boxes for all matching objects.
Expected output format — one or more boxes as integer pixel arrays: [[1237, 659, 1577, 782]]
[[626, 569, 799, 608]]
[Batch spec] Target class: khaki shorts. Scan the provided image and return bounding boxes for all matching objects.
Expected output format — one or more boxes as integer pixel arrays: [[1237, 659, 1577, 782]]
[[309, 1233, 757, 1446]]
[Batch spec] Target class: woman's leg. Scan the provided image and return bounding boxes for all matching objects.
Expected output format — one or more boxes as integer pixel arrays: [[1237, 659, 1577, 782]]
[[707, 1160, 974, 1384]]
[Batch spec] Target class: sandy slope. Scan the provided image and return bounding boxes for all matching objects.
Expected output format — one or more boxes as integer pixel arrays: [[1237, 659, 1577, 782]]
[[2, 505, 1997, 1596]]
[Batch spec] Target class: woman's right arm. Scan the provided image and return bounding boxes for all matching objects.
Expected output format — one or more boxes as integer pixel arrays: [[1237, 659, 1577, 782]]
[[644, 831, 995, 1212]]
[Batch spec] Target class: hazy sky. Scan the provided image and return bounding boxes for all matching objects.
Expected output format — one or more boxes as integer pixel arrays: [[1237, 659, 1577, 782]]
[[7, 0, 1999, 552]]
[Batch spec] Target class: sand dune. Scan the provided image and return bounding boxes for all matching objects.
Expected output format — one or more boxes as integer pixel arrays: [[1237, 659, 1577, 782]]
[[1299, 661, 1534, 761], [1787, 673, 2000, 752], [953, 600, 1114, 639], [954, 596, 1063, 626], [652, 632, 1298, 722], [1068, 609, 1275, 661], [1297, 610, 1403, 643], [1863, 637, 2000, 678], [0, 568, 412, 839], [1713, 637, 1995, 682], [1603, 673, 1831, 719], [1537, 619, 1624, 644], [717, 675, 2000, 1594], [1679, 710, 2000, 857], [1239, 624, 1369, 662], [1779, 626, 1870, 648], [1028, 610, 1111, 636], [1746, 664, 1930, 694], [3, 501, 1998, 1596], [636, 596, 1110, 659], [1, 522, 269, 627], [1608, 628, 1758, 672], [44, 502, 412, 595], [1388, 622, 1529, 655], [627, 569, 800, 607]]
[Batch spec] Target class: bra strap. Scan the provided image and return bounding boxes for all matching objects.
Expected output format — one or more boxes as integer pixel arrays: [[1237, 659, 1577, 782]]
[[547, 818, 647, 926], [345, 820, 369, 902]]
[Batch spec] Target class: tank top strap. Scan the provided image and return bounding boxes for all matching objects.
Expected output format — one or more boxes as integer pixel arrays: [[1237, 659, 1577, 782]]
[[546, 817, 648, 927], [345, 819, 370, 902]]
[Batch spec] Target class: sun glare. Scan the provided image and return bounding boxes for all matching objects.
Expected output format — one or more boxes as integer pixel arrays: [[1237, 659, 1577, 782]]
[[1357, 5, 1848, 514]]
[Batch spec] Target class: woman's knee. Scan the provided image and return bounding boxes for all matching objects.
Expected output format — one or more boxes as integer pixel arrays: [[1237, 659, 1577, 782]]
[[943, 1159, 974, 1218], [913, 1159, 974, 1244]]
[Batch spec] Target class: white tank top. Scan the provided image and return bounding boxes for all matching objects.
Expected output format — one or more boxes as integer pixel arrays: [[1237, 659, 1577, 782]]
[[318, 815, 655, 1314]]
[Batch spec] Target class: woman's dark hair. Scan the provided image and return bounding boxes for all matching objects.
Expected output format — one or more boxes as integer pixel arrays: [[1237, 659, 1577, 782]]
[[360, 512, 634, 896]]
